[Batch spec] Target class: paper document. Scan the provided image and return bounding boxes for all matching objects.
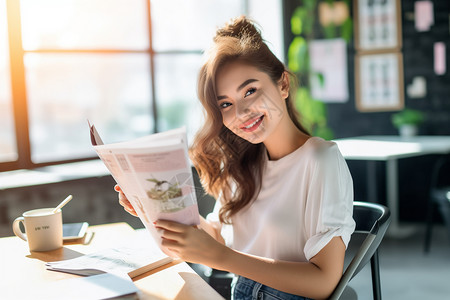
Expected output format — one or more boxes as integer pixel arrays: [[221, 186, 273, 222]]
[[88, 121, 200, 248], [46, 245, 173, 278]]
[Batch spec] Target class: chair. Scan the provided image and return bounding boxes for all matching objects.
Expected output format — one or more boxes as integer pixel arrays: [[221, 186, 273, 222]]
[[329, 201, 391, 300], [424, 153, 450, 253], [205, 201, 391, 300]]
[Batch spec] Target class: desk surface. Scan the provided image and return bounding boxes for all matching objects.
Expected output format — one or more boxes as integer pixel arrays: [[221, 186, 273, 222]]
[[334, 135, 450, 160], [0, 222, 224, 300]]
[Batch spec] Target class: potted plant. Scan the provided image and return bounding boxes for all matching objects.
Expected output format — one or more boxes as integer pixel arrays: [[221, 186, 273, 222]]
[[391, 109, 425, 137], [287, 0, 353, 140]]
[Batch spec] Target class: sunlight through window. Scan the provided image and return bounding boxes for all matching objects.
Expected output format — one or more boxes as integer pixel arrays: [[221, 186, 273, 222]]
[[0, 0, 18, 163], [20, 0, 149, 50], [25, 53, 152, 162], [2, 0, 283, 170], [151, 0, 242, 51]]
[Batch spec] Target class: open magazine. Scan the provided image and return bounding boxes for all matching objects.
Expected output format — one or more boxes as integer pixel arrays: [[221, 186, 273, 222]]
[[88, 121, 200, 248], [46, 245, 173, 278]]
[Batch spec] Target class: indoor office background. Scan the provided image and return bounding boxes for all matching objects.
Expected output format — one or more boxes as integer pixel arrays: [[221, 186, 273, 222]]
[[1, 0, 449, 299]]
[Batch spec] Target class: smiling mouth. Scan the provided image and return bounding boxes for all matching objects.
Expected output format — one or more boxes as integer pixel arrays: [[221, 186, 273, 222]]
[[240, 115, 264, 132]]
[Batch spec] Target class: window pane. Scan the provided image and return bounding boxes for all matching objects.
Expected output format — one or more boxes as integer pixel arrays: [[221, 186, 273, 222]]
[[248, 0, 284, 62], [0, 0, 18, 163], [154, 54, 204, 143], [25, 53, 153, 163], [151, 0, 243, 51], [20, 0, 149, 50]]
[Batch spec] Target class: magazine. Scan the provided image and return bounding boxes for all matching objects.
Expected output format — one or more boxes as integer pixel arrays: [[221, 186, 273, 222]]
[[88, 121, 200, 247], [46, 246, 173, 278]]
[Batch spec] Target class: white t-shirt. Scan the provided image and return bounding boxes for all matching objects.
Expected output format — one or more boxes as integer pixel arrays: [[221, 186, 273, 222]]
[[207, 137, 355, 261]]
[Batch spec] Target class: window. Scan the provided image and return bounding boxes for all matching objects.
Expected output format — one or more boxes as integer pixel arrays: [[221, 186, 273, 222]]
[[1, 0, 283, 172], [151, 0, 243, 139], [0, 0, 17, 163], [20, 0, 153, 164]]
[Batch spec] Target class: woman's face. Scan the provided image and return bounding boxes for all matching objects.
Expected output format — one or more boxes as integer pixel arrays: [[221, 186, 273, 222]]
[[215, 61, 289, 144]]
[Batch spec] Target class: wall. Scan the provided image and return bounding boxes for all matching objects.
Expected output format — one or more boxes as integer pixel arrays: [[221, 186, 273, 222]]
[[283, 0, 450, 221], [326, 0, 450, 137]]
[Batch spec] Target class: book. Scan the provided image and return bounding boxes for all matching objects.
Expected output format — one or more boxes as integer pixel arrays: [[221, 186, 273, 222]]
[[88, 121, 200, 245], [46, 245, 173, 278]]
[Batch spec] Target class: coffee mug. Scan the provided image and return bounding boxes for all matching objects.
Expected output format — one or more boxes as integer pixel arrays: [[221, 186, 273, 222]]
[[12, 208, 63, 252]]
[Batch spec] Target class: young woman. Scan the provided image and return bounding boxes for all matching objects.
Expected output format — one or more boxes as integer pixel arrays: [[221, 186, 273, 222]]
[[116, 16, 355, 300]]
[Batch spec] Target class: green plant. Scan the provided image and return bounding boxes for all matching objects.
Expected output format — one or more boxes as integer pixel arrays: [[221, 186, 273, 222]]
[[391, 109, 425, 128], [287, 0, 352, 140]]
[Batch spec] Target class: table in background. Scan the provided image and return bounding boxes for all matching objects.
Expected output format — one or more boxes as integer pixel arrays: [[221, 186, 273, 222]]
[[334, 136, 450, 237], [0, 222, 224, 300]]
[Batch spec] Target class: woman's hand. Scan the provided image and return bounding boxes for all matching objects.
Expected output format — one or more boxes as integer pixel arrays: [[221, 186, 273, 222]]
[[114, 185, 138, 217], [155, 220, 228, 267]]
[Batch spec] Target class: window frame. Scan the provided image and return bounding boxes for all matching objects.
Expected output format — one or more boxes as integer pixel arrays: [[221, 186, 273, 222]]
[[2, 0, 158, 172], [2, 0, 283, 173]]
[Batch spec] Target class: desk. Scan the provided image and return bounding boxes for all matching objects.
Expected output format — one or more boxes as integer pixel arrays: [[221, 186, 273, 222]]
[[0, 222, 224, 300], [334, 136, 450, 237]]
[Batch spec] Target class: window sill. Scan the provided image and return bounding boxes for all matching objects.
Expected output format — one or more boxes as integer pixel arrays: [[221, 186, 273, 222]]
[[0, 160, 110, 190]]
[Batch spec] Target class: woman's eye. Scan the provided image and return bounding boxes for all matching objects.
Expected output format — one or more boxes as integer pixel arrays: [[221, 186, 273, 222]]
[[219, 102, 232, 109], [245, 87, 256, 97]]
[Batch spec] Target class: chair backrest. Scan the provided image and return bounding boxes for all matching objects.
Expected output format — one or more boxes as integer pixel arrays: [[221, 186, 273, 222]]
[[430, 153, 450, 189], [329, 201, 391, 300]]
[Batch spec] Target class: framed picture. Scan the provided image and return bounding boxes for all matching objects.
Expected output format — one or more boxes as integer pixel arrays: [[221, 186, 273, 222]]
[[354, 0, 402, 52], [309, 38, 349, 103], [355, 52, 404, 112]]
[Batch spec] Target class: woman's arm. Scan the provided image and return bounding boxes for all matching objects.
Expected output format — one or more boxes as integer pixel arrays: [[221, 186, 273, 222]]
[[115, 184, 225, 243], [199, 216, 225, 244], [220, 236, 345, 300], [155, 220, 345, 300], [117, 184, 342, 298]]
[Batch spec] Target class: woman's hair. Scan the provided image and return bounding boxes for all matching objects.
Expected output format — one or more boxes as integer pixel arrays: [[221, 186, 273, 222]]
[[190, 16, 309, 223]]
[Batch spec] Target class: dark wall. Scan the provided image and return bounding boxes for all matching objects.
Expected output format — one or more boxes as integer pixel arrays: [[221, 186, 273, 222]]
[[283, 0, 450, 222], [401, 0, 450, 136]]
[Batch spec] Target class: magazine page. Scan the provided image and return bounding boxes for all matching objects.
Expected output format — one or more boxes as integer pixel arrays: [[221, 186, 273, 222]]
[[88, 123, 200, 247], [46, 246, 173, 278]]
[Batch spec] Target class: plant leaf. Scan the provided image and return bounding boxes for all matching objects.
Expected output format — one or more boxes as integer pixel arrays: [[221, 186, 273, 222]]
[[288, 36, 307, 72], [291, 7, 304, 35], [341, 18, 353, 43]]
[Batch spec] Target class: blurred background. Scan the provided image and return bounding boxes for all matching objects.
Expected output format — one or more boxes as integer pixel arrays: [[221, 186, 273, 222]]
[[0, 0, 288, 234], [1, 1, 450, 298]]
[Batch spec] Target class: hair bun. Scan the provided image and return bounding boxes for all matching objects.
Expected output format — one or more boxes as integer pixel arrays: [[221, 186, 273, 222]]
[[214, 15, 263, 44]]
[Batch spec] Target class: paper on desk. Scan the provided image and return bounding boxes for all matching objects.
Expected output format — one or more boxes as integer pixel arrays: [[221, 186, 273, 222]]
[[31, 273, 138, 300], [46, 245, 173, 278]]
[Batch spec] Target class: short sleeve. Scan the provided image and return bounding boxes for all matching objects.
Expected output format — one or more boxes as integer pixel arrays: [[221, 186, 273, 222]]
[[206, 198, 234, 247], [206, 199, 221, 225], [303, 143, 356, 261]]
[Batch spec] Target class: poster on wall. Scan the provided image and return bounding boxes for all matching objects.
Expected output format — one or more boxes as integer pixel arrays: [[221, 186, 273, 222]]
[[309, 38, 349, 103], [355, 52, 404, 112], [354, 0, 402, 52], [415, 1, 434, 32]]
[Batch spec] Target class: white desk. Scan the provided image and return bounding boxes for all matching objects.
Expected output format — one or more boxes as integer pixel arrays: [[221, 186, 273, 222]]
[[0, 223, 224, 300], [334, 136, 450, 237]]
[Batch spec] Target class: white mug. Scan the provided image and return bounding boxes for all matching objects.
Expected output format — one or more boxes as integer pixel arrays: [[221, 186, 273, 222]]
[[12, 208, 63, 252]]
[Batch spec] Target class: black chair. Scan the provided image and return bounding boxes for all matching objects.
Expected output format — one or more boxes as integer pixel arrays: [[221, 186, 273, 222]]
[[329, 201, 391, 300], [424, 153, 450, 253], [205, 201, 391, 300]]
